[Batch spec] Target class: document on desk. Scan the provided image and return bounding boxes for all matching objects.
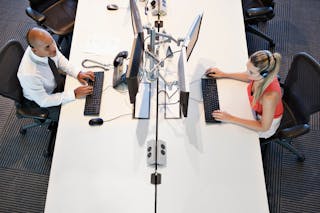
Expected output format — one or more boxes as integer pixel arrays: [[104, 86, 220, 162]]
[[134, 82, 151, 119], [82, 35, 120, 55]]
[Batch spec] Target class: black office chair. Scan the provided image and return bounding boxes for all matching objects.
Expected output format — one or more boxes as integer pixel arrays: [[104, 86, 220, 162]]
[[242, 0, 275, 48], [25, 0, 77, 51], [0, 40, 55, 157], [261, 52, 320, 162]]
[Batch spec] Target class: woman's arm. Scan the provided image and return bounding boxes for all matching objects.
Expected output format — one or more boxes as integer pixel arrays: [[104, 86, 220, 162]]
[[205, 67, 250, 82], [212, 91, 280, 132]]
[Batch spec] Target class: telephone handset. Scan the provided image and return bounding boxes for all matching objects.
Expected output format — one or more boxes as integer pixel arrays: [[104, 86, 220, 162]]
[[113, 51, 129, 88], [113, 51, 128, 67], [81, 51, 128, 73]]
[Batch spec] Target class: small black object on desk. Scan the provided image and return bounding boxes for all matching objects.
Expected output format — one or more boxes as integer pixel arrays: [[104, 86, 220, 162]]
[[107, 4, 119, 10], [89, 118, 104, 126], [113, 50, 128, 67]]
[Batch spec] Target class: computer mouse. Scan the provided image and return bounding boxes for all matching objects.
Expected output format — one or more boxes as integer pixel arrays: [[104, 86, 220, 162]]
[[89, 118, 104, 126], [107, 4, 119, 10]]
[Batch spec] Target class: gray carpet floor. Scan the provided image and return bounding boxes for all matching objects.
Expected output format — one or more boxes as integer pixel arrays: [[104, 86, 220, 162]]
[[246, 0, 320, 213], [0, 0, 319, 212], [0, 1, 53, 212]]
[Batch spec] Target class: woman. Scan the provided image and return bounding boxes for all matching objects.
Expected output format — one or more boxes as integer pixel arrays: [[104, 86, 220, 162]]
[[206, 50, 283, 138]]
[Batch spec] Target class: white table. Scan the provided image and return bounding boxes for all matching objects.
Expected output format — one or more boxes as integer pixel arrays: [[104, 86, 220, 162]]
[[45, 0, 269, 212], [45, 1, 156, 212], [155, 0, 269, 212]]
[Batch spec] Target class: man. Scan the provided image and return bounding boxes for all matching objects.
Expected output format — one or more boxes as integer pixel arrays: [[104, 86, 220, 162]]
[[17, 27, 94, 121]]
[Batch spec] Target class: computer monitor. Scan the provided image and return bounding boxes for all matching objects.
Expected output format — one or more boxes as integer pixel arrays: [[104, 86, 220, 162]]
[[130, 0, 144, 35], [178, 46, 189, 117], [184, 13, 203, 61], [126, 33, 144, 103]]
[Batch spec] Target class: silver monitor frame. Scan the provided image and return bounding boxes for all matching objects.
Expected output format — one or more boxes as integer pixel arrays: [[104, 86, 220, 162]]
[[183, 13, 203, 61]]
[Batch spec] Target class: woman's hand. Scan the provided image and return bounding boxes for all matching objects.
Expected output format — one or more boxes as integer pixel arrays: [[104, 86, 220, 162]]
[[212, 110, 234, 122], [205, 67, 226, 78]]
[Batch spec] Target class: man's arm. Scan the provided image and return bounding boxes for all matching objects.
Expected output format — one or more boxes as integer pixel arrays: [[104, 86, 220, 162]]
[[56, 49, 95, 83], [20, 74, 75, 108], [56, 49, 79, 78], [206, 67, 250, 82]]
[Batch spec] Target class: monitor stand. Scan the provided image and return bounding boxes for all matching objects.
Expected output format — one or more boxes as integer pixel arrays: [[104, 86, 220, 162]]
[[164, 84, 180, 118], [134, 82, 151, 119]]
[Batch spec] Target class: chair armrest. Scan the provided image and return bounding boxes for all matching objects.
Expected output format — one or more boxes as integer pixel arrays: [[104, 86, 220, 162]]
[[16, 106, 49, 121], [246, 7, 274, 17], [280, 82, 284, 87], [278, 124, 310, 139], [277, 74, 281, 82], [25, 7, 46, 23]]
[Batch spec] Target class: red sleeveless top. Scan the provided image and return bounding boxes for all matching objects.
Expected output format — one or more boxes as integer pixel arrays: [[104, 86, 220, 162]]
[[247, 78, 283, 118]]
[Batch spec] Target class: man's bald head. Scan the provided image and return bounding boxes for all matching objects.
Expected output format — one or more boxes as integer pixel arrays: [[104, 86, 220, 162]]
[[26, 27, 57, 57]]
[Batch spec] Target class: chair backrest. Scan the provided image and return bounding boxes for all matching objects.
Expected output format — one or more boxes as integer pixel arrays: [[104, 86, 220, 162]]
[[282, 52, 320, 125], [260, 0, 274, 7], [242, 0, 275, 24], [242, 0, 274, 10], [29, 0, 60, 12], [0, 40, 25, 104]]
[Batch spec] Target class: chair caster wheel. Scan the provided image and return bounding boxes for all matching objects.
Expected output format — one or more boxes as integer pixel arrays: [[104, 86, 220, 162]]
[[43, 150, 53, 158], [268, 43, 275, 52], [297, 156, 305, 162], [20, 128, 27, 134]]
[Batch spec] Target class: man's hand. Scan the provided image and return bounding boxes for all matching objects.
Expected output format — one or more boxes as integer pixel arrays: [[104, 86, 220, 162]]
[[77, 71, 95, 84], [74, 85, 93, 98]]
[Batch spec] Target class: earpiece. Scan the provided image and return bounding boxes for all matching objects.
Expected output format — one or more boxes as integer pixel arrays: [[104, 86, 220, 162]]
[[260, 69, 269, 78], [260, 51, 272, 78]]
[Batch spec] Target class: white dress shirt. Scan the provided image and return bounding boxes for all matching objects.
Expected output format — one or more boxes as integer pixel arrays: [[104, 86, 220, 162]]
[[17, 46, 80, 108]]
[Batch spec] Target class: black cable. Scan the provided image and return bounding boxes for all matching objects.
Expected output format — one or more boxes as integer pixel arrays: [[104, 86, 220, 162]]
[[103, 113, 131, 122]]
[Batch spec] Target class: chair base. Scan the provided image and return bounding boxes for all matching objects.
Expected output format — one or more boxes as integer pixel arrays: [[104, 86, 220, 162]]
[[260, 137, 305, 162], [20, 119, 57, 158], [43, 122, 58, 158], [275, 139, 305, 162], [246, 24, 275, 48], [19, 119, 52, 134], [43, 137, 56, 158]]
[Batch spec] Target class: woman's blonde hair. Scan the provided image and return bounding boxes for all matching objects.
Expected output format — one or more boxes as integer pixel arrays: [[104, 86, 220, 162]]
[[250, 50, 282, 105]]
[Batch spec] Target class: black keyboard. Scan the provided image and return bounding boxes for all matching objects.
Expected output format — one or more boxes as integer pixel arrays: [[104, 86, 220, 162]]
[[84, 71, 104, 115], [201, 78, 221, 123]]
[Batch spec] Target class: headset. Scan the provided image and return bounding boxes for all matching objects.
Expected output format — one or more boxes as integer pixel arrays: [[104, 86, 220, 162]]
[[259, 51, 272, 78]]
